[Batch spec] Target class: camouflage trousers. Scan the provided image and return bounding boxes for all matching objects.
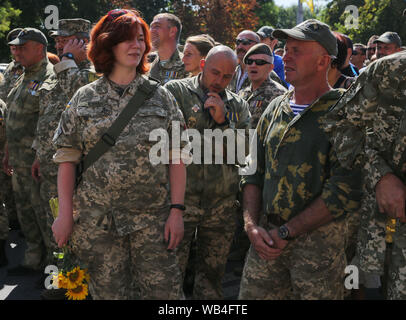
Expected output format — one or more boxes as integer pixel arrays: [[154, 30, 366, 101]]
[[387, 221, 406, 299], [239, 217, 347, 300], [0, 170, 17, 221], [38, 172, 59, 265], [12, 167, 48, 270], [176, 197, 238, 299], [69, 208, 183, 300]]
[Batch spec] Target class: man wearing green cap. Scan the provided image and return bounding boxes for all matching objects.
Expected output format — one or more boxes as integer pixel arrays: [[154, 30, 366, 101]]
[[374, 31, 402, 59], [29, 20, 97, 293], [239, 19, 362, 299], [3, 28, 55, 275]]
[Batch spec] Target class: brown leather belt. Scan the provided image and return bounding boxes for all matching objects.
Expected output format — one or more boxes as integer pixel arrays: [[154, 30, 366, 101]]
[[267, 214, 286, 227]]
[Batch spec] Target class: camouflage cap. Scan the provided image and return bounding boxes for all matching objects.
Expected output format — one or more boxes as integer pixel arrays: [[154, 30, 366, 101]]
[[49, 18, 91, 38], [373, 31, 402, 47], [256, 26, 275, 40], [6, 28, 23, 43], [8, 28, 48, 46], [272, 19, 338, 56], [244, 43, 274, 64]]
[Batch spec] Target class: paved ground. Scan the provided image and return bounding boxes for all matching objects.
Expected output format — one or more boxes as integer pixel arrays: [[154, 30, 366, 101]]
[[0, 229, 244, 300]]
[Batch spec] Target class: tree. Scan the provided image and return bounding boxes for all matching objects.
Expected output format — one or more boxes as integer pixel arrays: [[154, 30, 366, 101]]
[[0, 1, 21, 62]]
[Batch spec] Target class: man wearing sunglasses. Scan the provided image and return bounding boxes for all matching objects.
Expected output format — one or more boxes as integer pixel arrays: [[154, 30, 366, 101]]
[[374, 31, 402, 60], [228, 30, 260, 94], [239, 19, 362, 300], [350, 43, 367, 71], [239, 43, 287, 129]]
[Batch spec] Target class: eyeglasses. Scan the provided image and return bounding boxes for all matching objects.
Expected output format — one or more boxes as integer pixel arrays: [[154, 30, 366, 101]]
[[245, 58, 271, 66], [236, 38, 258, 46], [366, 47, 376, 52], [106, 9, 130, 21]]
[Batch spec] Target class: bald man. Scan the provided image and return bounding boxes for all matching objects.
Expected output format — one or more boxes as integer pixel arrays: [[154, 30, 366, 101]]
[[165, 45, 251, 299], [239, 20, 362, 300]]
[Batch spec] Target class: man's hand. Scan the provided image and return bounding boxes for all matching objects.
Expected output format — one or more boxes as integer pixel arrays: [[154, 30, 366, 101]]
[[246, 224, 283, 260], [63, 39, 88, 64], [375, 173, 406, 222], [204, 92, 226, 124], [31, 159, 41, 182], [164, 208, 184, 250], [269, 228, 288, 251], [2, 154, 12, 176]]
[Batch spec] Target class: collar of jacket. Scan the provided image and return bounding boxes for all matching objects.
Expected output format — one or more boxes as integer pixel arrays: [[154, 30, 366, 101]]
[[159, 47, 184, 69], [97, 73, 143, 98], [24, 57, 50, 76]]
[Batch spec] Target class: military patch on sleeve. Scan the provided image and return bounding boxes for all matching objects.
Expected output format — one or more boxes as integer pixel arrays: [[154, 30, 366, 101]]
[[65, 101, 72, 109]]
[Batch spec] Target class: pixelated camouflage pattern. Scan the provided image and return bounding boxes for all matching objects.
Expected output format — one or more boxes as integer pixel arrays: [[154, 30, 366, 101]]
[[176, 199, 238, 299], [0, 61, 24, 101], [148, 48, 188, 84], [388, 222, 406, 299], [0, 100, 8, 240], [164, 74, 251, 209], [53, 74, 188, 236], [238, 77, 287, 128], [239, 217, 347, 300], [241, 89, 362, 222], [49, 18, 91, 37], [323, 51, 406, 299], [68, 208, 183, 299]]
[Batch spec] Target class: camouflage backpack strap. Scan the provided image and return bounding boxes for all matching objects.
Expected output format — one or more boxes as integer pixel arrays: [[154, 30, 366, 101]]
[[75, 78, 160, 188]]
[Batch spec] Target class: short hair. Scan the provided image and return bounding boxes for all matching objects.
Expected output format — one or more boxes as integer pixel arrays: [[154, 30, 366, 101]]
[[354, 43, 366, 49], [331, 32, 349, 70], [185, 34, 215, 57], [154, 13, 182, 42], [47, 52, 60, 64], [367, 35, 379, 46], [88, 9, 151, 76]]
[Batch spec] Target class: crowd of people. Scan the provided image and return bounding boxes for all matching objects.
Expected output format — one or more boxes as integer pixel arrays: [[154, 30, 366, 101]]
[[0, 6, 405, 301]]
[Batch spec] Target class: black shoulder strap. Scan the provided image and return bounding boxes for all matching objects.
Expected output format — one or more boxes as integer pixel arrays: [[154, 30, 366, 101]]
[[75, 78, 160, 188]]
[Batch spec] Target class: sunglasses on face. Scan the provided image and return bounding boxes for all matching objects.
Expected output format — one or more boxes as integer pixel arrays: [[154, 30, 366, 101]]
[[236, 38, 258, 46], [245, 58, 271, 66], [367, 47, 376, 52]]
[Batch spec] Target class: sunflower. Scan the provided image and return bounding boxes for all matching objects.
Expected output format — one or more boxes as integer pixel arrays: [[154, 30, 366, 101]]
[[65, 283, 89, 300], [54, 273, 69, 289], [65, 267, 85, 289]]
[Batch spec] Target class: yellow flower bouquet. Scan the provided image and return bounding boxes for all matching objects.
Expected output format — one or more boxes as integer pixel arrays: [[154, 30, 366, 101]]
[[49, 197, 90, 300]]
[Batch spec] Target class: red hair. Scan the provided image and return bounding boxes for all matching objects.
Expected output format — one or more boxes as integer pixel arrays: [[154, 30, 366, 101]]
[[88, 9, 151, 76]]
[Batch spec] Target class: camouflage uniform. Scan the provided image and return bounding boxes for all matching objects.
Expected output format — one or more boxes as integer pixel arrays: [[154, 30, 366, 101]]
[[0, 61, 24, 101], [32, 58, 98, 265], [239, 77, 287, 129], [5, 57, 54, 270], [0, 99, 9, 241], [165, 74, 251, 299], [148, 48, 188, 84], [0, 61, 22, 223], [323, 51, 406, 299], [53, 74, 188, 300], [239, 90, 362, 300]]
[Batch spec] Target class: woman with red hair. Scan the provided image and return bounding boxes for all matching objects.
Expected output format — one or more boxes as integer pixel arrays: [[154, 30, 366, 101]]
[[51, 9, 189, 299]]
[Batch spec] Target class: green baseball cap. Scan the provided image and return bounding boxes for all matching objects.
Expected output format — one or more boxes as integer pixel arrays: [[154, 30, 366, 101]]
[[373, 32, 402, 47], [8, 28, 48, 46], [49, 18, 91, 38], [6, 28, 23, 43], [272, 19, 338, 56], [244, 43, 274, 64]]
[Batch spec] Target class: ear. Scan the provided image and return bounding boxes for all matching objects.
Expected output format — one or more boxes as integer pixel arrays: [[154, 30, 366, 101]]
[[200, 59, 205, 71], [317, 55, 331, 72], [169, 26, 177, 40]]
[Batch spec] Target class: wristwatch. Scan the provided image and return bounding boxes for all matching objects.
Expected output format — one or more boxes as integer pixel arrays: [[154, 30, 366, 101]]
[[278, 224, 292, 240], [61, 52, 75, 60], [170, 204, 186, 211]]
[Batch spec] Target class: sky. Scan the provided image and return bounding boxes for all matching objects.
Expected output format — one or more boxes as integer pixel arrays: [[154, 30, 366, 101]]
[[274, 0, 331, 8]]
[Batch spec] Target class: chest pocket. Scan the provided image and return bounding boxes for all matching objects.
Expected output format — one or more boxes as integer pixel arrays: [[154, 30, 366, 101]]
[[130, 106, 168, 142]]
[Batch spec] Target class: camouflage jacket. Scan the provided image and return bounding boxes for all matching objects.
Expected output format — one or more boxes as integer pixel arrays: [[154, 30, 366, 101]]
[[241, 89, 362, 222], [33, 59, 97, 178], [323, 51, 406, 191], [5, 57, 54, 168], [239, 77, 287, 128], [0, 61, 24, 101], [0, 99, 6, 158], [53, 74, 188, 235], [165, 74, 251, 208], [148, 48, 188, 84]]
